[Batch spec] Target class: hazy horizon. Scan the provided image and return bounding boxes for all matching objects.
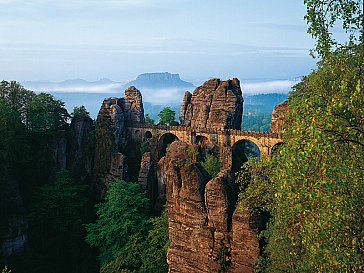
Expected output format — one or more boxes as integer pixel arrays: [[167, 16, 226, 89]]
[[0, 0, 321, 84]]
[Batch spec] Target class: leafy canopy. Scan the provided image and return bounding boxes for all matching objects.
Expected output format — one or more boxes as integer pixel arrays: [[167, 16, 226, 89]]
[[71, 105, 91, 120], [237, 50, 364, 272], [158, 107, 176, 125], [304, 0, 364, 57], [85, 179, 150, 271], [86, 179, 169, 273], [201, 153, 221, 178]]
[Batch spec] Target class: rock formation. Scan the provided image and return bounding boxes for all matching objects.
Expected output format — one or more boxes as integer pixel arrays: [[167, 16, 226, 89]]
[[125, 72, 195, 89], [68, 116, 94, 183], [270, 100, 289, 133], [123, 86, 145, 125], [180, 78, 244, 130], [138, 151, 158, 206], [94, 86, 144, 185], [161, 141, 260, 273], [0, 176, 28, 263]]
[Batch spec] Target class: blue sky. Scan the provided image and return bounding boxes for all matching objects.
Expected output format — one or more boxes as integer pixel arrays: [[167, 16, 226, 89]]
[[0, 0, 317, 85]]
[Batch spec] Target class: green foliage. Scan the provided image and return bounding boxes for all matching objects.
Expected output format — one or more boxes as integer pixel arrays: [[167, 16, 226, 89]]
[[86, 180, 170, 273], [158, 107, 176, 125], [214, 239, 231, 273], [140, 141, 149, 155], [242, 113, 271, 132], [24, 170, 95, 273], [238, 51, 364, 272], [0, 80, 35, 125], [72, 105, 91, 120], [236, 157, 274, 213], [28, 92, 69, 132], [304, 0, 363, 57], [1, 266, 11, 273], [0, 100, 24, 165], [85, 179, 150, 271], [187, 146, 198, 162], [144, 113, 155, 125], [201, 153, 221, 178], [139, 210, 170, 273]]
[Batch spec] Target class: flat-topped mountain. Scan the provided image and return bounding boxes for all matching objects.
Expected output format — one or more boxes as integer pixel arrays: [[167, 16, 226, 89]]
[[124, 72, 195, 89]]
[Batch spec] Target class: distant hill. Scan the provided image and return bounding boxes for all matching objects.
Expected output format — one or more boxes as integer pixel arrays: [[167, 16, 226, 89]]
[[124, 72, 195, 89], [22, 76, 288, 121], [22, 78, 122, 93], [244, 93, 288, 114]]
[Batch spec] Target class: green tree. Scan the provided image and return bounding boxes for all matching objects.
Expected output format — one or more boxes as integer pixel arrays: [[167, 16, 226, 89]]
[[0, 80, 35, 126], [140, 210, 170, 273], [238, 51, 364, 272], [0, 100, 24, 166], [28, 93, 69, 131], [85, 179, 150, 272], [1, 266, 11, 273], [145, 113, 155, 125], [25, 170, 94, 273], [304, 0, 364, 57], [158, 107, 176, 125], [201, 153, 221, 178], [71, 105, 91, 120]]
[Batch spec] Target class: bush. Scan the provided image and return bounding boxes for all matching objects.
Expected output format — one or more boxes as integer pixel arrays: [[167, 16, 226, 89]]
[[201, 154, 221, 178]]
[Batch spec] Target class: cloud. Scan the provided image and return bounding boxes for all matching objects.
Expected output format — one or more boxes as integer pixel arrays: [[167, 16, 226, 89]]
[[140, 88, 186, 105], [241, 80, 299, 95], [0, 0, 173, 10], [0, 39, 310, 58], [23, 82, 123, 93]]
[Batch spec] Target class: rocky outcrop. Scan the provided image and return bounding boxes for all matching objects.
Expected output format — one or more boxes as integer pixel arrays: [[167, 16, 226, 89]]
[[161, 141, 259, 273], [94, 86, 144, 184], [138, 152, 158, 206], [125, 72, 195, 89], [270, 100, 289, 133], [68, 117, 94, 183], [122, 86, 145, 125], [0, 176, 27, 263], [180, 78, 244, 130]]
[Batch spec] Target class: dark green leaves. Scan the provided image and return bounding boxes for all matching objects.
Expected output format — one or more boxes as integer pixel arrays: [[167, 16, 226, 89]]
[[158, 107, 176, 125]]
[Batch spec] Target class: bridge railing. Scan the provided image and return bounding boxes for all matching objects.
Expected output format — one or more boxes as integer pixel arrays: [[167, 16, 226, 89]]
[[128, 123, 281, 139]]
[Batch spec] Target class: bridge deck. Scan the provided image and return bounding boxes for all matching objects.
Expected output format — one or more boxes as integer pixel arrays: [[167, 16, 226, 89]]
[[128, 123, 281, 139]]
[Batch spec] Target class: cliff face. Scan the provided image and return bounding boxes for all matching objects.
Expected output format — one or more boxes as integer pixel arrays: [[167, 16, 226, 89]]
[[68, 117, 95, 183], [0, 176, 28, 263], [270, 100, 289, 133], [125, 72, 195, 89], [180, 78, 244, 130], [94, 86, 144, 189], [161, 141, 259, 273]]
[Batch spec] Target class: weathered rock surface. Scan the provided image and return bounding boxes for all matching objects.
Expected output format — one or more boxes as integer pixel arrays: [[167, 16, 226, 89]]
[[138, 152, 157, 205], [122, 86, 145, 125], [0, 176, 28, 263], [161, 141, 259, 273], [94, 86, 144, 184], [180, 78, 244, 130], [68, 117, 94, 183], [230, 209, 260, 273], [270, 100, 289, 133]]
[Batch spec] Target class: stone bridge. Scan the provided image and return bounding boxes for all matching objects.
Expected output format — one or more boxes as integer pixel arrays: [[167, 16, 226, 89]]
[[128, 124, 283, 168]]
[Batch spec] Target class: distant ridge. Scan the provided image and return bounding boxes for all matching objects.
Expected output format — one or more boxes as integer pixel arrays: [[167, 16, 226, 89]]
[[124, 72, 195, 89]]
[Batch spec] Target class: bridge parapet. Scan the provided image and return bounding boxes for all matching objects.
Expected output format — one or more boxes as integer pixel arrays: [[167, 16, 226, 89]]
[[129, 123, 281, 139], [127, 123, 283, 156]]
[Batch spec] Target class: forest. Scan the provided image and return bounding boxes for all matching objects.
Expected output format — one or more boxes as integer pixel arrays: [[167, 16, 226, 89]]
[[1, 0, 364, 272]]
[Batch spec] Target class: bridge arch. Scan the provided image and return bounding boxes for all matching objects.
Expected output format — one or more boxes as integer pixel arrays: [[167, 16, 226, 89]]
[[196, 135, 209, 146], [271, 142, 284, 154], [158, 133, 179, 159], [231, 139, 260, 172], [144, 130, 152, 139]]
